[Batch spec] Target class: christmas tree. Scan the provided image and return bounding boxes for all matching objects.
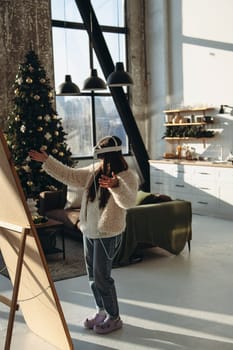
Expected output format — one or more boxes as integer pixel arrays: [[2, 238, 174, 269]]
[[6, 50, 73, 199]]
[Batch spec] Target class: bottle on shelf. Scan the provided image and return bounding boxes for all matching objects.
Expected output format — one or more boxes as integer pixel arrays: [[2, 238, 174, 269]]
[[176, 144, 182, 159], [185, 146, 192, 160], [181, 144, 187, 159], [190, 147, 197, 160]]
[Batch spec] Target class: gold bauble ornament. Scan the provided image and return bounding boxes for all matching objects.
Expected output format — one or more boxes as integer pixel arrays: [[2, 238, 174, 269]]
[[48, 92, 53, 98], [52, 149, 58, 154], [54, 131, 59, 136], [59, 151, 64, 157], [37, 115, 43, 120], [34, 95, 40, 101], [37, 127, 43, 132], [23, 165, 31, 173], [26, 77, 33, 84], [40, 78, 46, 84], [27, 181, 33, 186], [14, 88, 19, 95], [44, 115, 51, 122], [40, 145, 47, 151], [45, 132, 52, 140], [15, 115, 20, 121]]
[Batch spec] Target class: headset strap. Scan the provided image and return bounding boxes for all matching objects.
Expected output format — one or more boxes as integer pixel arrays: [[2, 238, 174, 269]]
[[94, 145, 122, 155]]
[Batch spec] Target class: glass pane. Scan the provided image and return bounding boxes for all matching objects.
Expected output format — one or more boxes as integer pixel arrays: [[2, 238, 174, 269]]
[[92, 33, 126, 93], [103, 32, 126, 64], [56, 96, 93, 157], [92, 0, 125, 26], [51, 0, 82, 22], [52, 27, 89, 92], [95, 96, 128, 153], [51, 0, 125, 27]]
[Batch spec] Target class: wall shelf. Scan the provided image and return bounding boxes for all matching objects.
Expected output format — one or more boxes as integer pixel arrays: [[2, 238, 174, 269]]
[[164, 137, 210, 140], [164, 107, 215, 115], [164, 122, 207, 126], [163, 107, 216, 153]]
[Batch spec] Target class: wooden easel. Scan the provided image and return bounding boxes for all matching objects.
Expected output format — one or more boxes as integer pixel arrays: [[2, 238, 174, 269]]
[[0, 223, 29, 350], [0, 129, 74, 350]]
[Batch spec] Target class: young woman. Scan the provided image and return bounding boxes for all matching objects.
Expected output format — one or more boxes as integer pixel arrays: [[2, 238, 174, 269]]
[[29, 136, 138, 334]]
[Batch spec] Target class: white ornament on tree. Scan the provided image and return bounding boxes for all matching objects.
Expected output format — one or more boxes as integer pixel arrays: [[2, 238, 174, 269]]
[[26, 198, 38, 216]]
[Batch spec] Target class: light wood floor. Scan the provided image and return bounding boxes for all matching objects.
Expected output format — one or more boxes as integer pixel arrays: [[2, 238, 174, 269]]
[[1, 214, 233, 350]]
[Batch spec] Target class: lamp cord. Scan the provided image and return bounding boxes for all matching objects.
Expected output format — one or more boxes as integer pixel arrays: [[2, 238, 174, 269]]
[[64, 0, 69, 74], [117, 0, 121, 60], [89, 7, 94, 69]]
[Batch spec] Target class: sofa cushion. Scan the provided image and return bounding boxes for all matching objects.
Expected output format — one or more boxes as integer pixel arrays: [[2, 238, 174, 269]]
[[136, 190, 172, 205], [140, 193, 172, 205], [40, 189, 67, 212], [136, 190, 152, 205], [45, 208, 80, 230], [65, 187, 84, 209]]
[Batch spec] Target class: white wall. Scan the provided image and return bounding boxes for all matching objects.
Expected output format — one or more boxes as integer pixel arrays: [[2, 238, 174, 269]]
[[146, 0, 233, 160]]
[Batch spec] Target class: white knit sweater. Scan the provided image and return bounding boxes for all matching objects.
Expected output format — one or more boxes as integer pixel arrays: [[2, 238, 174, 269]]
[[42, 156, 138, 239]]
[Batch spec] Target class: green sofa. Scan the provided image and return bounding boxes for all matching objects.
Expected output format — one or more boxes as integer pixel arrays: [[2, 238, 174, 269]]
[[39, 189, 192, 266], [114, 191, 192, 266]]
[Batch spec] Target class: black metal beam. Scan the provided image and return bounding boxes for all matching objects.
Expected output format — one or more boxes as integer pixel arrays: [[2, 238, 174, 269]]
[[74, 0, 150, 190]]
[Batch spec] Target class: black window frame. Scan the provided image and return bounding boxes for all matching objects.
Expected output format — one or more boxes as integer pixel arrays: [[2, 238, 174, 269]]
[[51, 2, 131, 160]]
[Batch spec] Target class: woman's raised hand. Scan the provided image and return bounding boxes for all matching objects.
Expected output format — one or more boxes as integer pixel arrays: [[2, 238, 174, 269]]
[[29, 150, 49, 163]]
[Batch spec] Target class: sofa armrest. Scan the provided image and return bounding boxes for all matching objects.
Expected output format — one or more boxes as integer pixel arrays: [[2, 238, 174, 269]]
[[129, 200, 192, 249], [39, 188, 67, 215]]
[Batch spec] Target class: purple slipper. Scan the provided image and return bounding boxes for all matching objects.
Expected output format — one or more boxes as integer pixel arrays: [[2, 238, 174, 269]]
[[84, 313, 107, 329], [94, 317, 123, 334]]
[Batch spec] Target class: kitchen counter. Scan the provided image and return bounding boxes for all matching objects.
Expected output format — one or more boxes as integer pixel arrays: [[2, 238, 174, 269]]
[[149, 159, 233, 168]]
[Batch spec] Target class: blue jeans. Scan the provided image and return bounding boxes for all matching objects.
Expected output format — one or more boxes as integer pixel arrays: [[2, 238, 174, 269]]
[[83, 235, 121, 318]]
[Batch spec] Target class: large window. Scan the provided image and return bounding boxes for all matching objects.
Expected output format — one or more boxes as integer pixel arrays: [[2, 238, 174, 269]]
[[51, 0, 129, 158]]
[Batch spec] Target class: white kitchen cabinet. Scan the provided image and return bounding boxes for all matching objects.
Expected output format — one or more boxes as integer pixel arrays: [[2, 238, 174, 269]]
[[149, 160, 233, 220], [218, 168, 233, 219]]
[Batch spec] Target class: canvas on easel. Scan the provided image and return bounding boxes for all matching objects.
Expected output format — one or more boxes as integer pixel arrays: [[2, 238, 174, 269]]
[[0, 128, 73, 350]]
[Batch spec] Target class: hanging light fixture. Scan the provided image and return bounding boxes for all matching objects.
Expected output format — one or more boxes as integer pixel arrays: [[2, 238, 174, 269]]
[[57, 74, 80, 95], [82, 7, 106, 91], [83, 69, 106, 90], [107, 62, 133, 87], [107, 0, 133, 87], [57, 1, 80, 95]]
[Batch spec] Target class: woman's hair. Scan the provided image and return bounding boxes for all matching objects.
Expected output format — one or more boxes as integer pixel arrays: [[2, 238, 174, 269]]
[[88, 136, 128, 208]]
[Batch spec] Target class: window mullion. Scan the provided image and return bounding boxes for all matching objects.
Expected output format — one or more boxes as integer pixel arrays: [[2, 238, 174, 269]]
[[91, 92, 97, 147]]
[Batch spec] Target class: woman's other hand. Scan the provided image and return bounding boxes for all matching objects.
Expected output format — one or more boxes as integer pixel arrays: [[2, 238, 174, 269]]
[[99, 172, 119, 188], [28, 150, 48, 163]]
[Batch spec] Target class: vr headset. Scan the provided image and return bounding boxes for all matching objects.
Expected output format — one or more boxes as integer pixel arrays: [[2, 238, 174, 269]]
[[93, 136, 122, 158]]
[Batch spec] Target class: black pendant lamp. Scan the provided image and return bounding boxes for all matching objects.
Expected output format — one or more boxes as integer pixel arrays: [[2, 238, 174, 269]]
[[57, 1, 80, 96], [82, 7, 106, 91], [83, 69, 106, 91], [57, 74, 80, 95], [107, 62, 133, 87], [107, 0, 133, 87]]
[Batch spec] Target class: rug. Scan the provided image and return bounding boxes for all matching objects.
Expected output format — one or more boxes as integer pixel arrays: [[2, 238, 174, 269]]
[[0, 236, 87, 282]]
